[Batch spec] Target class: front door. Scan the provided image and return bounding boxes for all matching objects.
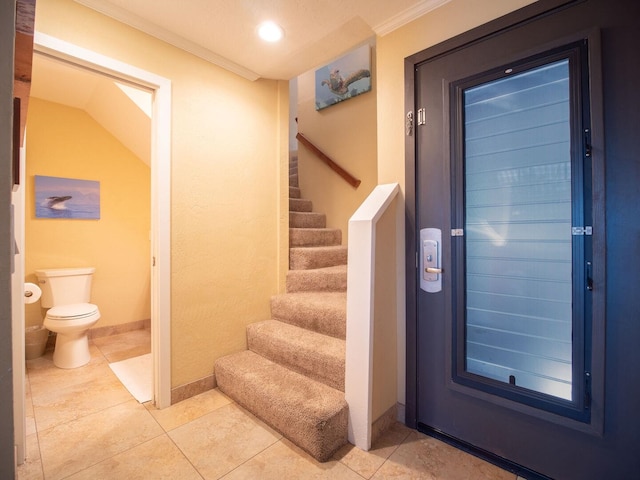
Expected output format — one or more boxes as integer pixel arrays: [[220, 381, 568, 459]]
[[406, 1, 638, 479]]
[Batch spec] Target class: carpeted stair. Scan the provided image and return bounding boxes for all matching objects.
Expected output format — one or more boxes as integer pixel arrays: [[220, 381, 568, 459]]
[[215, 154, 349, 462]]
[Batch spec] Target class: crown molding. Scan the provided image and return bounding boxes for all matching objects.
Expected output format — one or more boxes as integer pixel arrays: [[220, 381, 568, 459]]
[[74, 0, 260, 81], [373, 0, 452, 37]]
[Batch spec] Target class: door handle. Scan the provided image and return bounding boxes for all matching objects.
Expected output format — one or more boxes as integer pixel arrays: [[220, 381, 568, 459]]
[[420, 228, 442, 293]]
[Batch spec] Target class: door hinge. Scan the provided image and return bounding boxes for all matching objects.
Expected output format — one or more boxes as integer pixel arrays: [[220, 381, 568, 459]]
[[572, 226, 593, 236], [584, 128, 592, 157], [417, 108, 426, 126], [406, 111, 413, 136]]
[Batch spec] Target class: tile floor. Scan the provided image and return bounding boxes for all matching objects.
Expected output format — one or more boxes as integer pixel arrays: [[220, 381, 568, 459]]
[[17, 329, 525, 479]]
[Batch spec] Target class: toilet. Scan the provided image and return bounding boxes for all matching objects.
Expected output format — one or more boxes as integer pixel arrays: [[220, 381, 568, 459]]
[[35, 267, 101, 369]]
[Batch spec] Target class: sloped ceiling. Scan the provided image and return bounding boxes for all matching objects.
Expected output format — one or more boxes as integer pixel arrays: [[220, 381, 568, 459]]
[[30, 53, 151, 165]]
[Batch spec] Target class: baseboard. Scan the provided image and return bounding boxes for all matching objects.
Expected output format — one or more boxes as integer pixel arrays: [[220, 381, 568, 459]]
[[171, 374, 216, 404], [88, 318, 150, 340], [371, 403, 399, 445]]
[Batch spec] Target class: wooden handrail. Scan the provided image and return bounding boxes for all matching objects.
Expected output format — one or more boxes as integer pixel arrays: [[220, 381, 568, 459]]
[[296, 132, 361, 188]]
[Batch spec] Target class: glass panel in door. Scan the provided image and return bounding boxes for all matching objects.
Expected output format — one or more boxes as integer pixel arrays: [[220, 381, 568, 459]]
[[462, 60, 574, 400]]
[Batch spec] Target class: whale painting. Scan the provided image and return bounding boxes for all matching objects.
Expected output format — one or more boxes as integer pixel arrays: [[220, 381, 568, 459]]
[[35, 175, 100, 219], [315, 44, 371, 110]]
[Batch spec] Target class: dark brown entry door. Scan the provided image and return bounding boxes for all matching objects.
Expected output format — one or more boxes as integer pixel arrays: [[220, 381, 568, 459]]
[[407, 1, 639, 479]]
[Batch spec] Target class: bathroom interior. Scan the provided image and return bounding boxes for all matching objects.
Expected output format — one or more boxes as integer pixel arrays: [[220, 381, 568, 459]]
[[23, 51, 153, 396]]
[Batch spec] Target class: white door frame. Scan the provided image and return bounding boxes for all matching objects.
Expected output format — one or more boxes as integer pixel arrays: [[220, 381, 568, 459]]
[[24, 33, 172, 409]]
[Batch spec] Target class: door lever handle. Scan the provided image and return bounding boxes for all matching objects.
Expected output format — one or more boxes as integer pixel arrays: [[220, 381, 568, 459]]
[[420, 228, 442, 293]]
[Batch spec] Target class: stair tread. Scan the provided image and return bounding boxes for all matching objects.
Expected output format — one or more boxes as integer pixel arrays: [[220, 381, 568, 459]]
[[215, 350, 348, 462], [289, 187, 301, 199], [289, 198, 312, 212], [289, 211, 326, 228], [290, 245, 348, 270], [248, 320, 345, 391], [290, 228, 342, 247], [286, 265, 347, 293], [271, 292, 346, 339]]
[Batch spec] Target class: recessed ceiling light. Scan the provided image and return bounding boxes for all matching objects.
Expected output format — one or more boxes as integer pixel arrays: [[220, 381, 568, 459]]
[[257, 21, 284, 42]]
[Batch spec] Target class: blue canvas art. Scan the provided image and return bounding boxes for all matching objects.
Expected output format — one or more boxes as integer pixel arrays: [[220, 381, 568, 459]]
[[315, 44, 371, 110], [35, 175, 100, 219]]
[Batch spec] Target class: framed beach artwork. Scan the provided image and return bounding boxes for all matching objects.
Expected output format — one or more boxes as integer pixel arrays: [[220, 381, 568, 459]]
[[315, 44, 372, 110], [35, 175, 100, 219]]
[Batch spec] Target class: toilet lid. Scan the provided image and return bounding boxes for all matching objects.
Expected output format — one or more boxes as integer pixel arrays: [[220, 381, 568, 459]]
[[47, 303, 99, 320]]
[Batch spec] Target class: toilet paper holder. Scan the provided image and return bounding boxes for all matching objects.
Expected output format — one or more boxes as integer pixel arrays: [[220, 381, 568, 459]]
[[24, 282, 42, 304]]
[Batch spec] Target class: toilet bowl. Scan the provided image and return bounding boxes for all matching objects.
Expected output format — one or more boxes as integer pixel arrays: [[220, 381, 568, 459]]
[[43, 303, 100, 368], [35, 267, 101, 369]]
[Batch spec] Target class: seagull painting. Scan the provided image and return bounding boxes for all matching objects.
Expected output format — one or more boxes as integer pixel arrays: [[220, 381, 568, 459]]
[[321, 68, 371, 97], [315, 44, 372, 110]]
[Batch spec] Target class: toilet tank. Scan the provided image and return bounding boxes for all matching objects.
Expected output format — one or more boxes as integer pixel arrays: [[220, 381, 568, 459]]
[[35, 267, 96, 308]]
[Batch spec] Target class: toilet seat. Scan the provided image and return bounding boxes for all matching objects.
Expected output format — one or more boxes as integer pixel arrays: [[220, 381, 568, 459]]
[[46, 303, 99, 320]]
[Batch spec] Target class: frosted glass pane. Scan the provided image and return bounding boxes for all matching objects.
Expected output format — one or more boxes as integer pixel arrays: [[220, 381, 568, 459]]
[[464, 60, 573, 400]]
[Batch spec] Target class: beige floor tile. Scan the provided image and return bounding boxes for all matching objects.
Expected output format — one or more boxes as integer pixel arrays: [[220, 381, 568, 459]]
[[146, 388, 232, 431], [38, 399, 164, 480], [169, 403, 281, 479], [27, 344, 107, 391], [93, 329, 151, 362], [65, 434, 203, 480], [334, 422, 413, 478], [32, 364, 133, 431], [222, 438, 364, 480], [16, 434, 44, 480], [371, 431, 515, 480]]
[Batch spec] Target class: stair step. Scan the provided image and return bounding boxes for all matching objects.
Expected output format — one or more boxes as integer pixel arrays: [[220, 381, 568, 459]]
[[290, 228, 341, 247], [289, 211, 326, 228], [286, 265, 347, 293], [271, 292, 346, 339], [289, 198, 312, 212], [247, 320, 345, 391], [290, 173, 299, 188], [289, 186, 301, 199], [290, 245, 348, 270], [215, 350, 348, 462]]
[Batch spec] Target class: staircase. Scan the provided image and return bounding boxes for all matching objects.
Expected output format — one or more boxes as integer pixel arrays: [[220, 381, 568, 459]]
[[215, 154, 349, 462]]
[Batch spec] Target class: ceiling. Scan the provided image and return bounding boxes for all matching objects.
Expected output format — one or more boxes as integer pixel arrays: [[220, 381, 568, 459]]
[[29, 0, 452, 162], [73, 0, 452, 81]]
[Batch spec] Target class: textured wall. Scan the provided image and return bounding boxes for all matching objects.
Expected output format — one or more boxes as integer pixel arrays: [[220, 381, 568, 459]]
[[296, 40, 378, 244], [35, 0, 288, 388]]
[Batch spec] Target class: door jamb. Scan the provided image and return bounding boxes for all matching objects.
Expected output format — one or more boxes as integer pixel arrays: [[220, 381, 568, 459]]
[[31, 32, 172, 408]]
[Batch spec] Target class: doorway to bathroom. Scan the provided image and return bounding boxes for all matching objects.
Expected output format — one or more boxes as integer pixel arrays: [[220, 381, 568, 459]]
[[12, 33, 171, 461]]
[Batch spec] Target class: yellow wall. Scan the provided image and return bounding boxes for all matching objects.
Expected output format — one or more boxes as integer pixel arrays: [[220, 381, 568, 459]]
[[296, 41, 378, 242], [24, 98, 151, 330], [35, 0, 288, 389]]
